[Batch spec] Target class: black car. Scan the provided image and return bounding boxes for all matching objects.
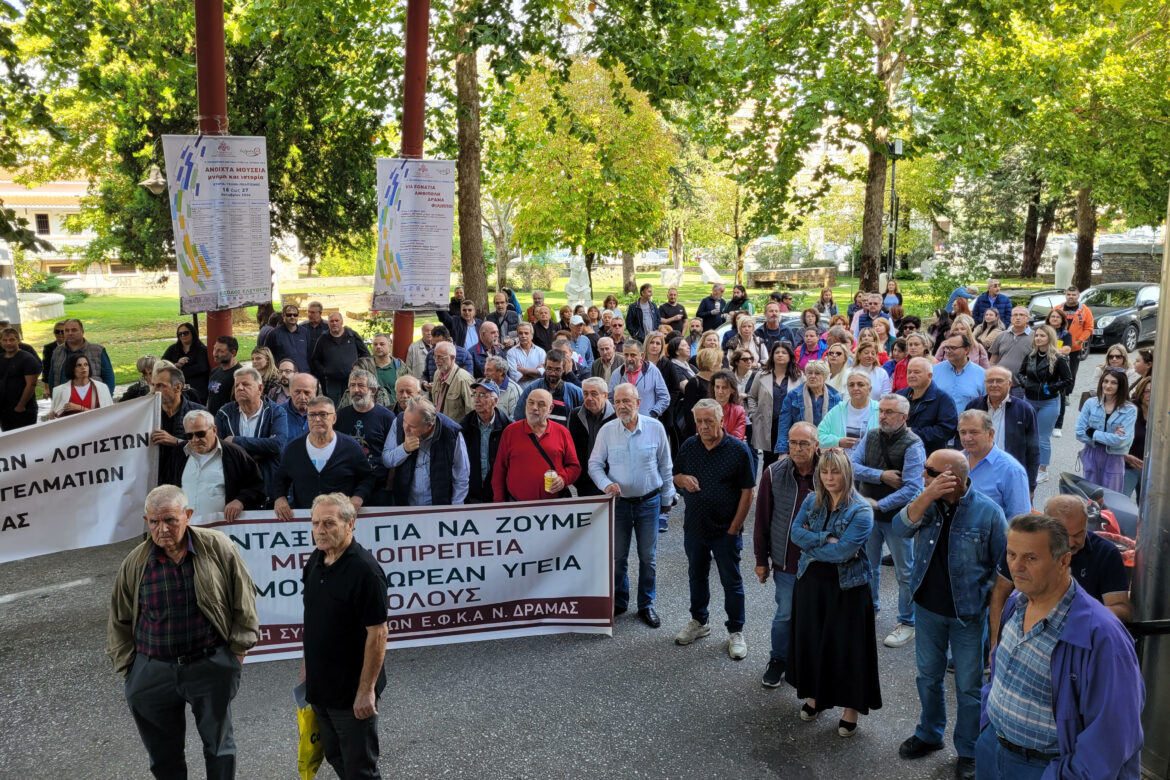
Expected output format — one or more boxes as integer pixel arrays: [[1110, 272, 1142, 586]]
[[1081, 282, 1160, 352]]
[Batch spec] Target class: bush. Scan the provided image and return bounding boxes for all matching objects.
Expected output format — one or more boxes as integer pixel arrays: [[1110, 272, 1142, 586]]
[[894, 269, 921, 281], [755, 243, 806, 269], [353, 313, 395, 341], [63, 290, 89, 305], [317, 233, 376, 277], [512, 254, 560, 292]]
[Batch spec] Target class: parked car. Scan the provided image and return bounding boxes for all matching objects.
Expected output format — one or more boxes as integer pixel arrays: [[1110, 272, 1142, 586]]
[[1082, 283, 1159, 352], [1015, 288, 1064, 324]]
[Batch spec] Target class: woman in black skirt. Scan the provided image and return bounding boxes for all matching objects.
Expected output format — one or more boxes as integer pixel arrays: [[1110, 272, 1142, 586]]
[[787, 448, 881, 736]]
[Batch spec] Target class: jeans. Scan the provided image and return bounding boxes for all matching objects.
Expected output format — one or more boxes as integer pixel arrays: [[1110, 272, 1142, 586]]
[[684, 531, 745, 632], [915, 605, 985, 757], [614, 495, 660, 610], [1032, 397, 1060, 467], [314, 704, 382, 779], [124, 647, 241, 780], [769, 571, 797, 664], [1124, 465, 1142, 499], [865, 520, 915, 626], [974, 725, 1050, 780]]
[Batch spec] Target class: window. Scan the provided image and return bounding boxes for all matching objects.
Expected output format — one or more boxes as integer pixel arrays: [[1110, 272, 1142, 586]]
[[1137, 287, 1159, 306], [34, 214, 50, 235]]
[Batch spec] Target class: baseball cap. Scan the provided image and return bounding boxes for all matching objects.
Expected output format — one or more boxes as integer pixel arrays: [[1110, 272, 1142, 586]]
[[570, 314, 585, 325], [471, 379, 501, 395]]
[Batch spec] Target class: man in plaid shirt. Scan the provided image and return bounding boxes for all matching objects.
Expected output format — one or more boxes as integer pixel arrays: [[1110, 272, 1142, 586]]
[[107, 484, 259, 780]]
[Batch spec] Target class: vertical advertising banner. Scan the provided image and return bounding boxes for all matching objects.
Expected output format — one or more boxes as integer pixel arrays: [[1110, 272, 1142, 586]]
[[163, 135, 274, 314], [0, 395, 159, 563], [213, 497, 614, 662], [371, 158, 457, 312]]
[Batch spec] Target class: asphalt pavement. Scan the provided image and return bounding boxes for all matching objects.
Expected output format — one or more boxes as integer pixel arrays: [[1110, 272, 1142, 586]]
[[0, 354, 1113, 779]]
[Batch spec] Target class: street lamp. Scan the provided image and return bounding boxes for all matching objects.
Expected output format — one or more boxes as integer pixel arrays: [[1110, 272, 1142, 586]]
[[886, 138, 903, 278]]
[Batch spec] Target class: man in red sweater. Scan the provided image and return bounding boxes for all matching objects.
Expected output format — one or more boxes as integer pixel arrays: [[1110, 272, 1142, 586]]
[[492, 388, 582, 501]]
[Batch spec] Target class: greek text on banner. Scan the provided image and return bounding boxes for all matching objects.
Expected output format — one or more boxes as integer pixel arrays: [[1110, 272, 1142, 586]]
[[211, 496, 615, 662], [0, 394, 159, 564]]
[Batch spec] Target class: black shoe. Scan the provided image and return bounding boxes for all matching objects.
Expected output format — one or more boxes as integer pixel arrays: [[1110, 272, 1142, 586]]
[[614, 605, 628, 616], [837, 719, 858, 738], [899, 735, 945, 759], [638, 606, 661, 628], [954, 757, 976, 780], [761, 659, 785, 688], [882, 554, 894, 566]]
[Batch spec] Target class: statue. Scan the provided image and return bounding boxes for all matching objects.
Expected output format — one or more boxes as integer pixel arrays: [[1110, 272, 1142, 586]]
[[565, 254, 592, 310], [699, 256, 725, 285]]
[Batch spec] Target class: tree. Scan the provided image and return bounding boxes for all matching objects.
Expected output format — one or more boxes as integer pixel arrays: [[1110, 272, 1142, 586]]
[[505, 60, 675, 288], [691, 166, 755, 285]]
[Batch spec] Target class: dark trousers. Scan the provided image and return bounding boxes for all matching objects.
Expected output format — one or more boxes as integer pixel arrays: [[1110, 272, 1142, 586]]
[[1057, 351, 1083, 427], [684, 531, 745, 632], [0, 408, 37, 431], [313, 703, 382, 779], [124, 646, 241, 780]]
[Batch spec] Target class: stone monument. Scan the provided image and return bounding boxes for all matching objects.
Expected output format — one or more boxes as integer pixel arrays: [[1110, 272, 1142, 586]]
[[565, 254, 592, 310], [699, 257, 726, 285]]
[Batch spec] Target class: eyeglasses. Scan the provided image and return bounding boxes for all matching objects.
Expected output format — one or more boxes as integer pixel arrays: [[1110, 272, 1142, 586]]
[[789, 440, 816, 449], [284, 312, 298, 318], [188, 429, 211, 439], [307, 412, 333, 419], [925, 466, 946, 478], [178, 331, 192, 337], [1108, 354, 1125, 361], [473, 392, 496, 399], [738, 357, 753, 363], [54, 330, 64, 335], [902, 325, 917, 331]]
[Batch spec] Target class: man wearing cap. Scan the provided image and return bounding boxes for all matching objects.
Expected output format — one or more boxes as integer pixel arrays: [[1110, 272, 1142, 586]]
[[460, 379, 512, 503]]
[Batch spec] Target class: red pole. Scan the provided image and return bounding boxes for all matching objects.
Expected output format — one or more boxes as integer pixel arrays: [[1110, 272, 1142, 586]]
[[193, 0, 233, 361], [392, 0, 431, 360]]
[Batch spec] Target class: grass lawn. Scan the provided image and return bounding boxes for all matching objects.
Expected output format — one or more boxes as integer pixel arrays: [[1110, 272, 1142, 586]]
[[20, 270, 1050, 385]]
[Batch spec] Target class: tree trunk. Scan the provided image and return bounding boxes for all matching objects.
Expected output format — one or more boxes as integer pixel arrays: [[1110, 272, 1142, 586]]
[[859, 141, 888, 291], [621, 250, 636, 294], [1021, 183, 1041, 277], [671, 225, 684, 270], [734, 244, 745, 286], [455, 34, 488, 313], [1035, 201, 1056, 263], [1073, 186, 1096, 292]]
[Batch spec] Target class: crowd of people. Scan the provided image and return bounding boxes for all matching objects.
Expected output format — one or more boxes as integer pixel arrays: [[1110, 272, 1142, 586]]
[[0, 279, 1151, 779]]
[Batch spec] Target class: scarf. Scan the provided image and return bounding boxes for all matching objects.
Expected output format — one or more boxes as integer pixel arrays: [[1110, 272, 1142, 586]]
[[802, 383, 823, 424]]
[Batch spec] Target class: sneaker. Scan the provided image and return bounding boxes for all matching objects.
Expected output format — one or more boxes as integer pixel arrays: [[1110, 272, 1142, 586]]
[[728, 631, 747, 660], [1053, 429, 1063, 438], [761, 659, 785, 688], [884, 624, 916, 648], [675, 619, 711, 645], [1037, 470, 1050, 484]]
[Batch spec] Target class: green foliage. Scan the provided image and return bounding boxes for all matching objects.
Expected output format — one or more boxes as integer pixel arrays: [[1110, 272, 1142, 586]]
[[511, 256, 560, 292], [894, 269, 921, 281], [317, 232, 376, 278], [13, 252, 49, 292], [353, 313, 395, 341], [920, 263, 968, 314], [754, 243, 805, 269]]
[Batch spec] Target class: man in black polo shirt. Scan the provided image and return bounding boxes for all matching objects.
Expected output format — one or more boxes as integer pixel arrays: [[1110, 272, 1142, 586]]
[[672, 398, 756, 659], [989, 494, 1130, 646], [302, 493, 389, 779]]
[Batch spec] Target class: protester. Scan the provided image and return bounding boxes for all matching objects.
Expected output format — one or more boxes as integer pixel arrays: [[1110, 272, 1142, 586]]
[[487, 292, 521, 348], [162, 321, 210, 402], [40, 320, 65, 394], [850, 393, 925, 648], [426, 340, 475, 424], [383, 397, 469, 506], [1018, 324, 1073, 483], [213, 367, 290, 502], [256, 305, 278, 347], [851, 293, 892, 338], [898, 357, 958, 455], [449, 285, 465, 315], [281, 372, 318, 440], [49, 351, 114, 418], [883, 338, 907, 377], [744, 341, 801, 470], [622, 283, 659, 341], [850, 340, 891, 400], [750, 301, 792, 352], [608, 341, 670, 419], [971, 278, 1012, 325], [607, 315, 627, 354], [517, 348, 584, 428], [492, 388, 581, 501], [273, 396, 374, 514], [1090, 343, 1142, 389], [696, 283, 727, 331], [872, 317, 895, 354], [181, 409, 265, 523], [892, 450, 1006, 778], [525, 290, 546, 323], [729, 347, 756, 401], [946, 285, 978, 314], [959, 410, 1032, 519], [673, 399, 755, 659], [710, 369, 748, 447], [301, 493, 389, 780], [787, 448, 881, 736], [468, 321, 507, 379], [269, 358, 296, 406], [107, 485, 258, 780], [882, 279, 903, 310], [678, 347, 721, 442], [422, 325, 475, 384], [405, 323, 434, 379], [368, 333, 408, 408], [933, 315, 990, 369], [335, 369, 396, 506], [988, 307, 1033, 393], [891, 332, 932, 391], [206, 336, 242, 415], [590, 336, 617, 383], [795, 326, 825, 368], [481, 355, 520, 419], [506, 322, 546, 387], [249, 346, 282, 400], [569, 377, 617, 497], [566, 316, 595, 373], [437, 298, 483, 351], [817, 370, 879, 449], [298, 301, 326, 357], [530, 305, 557, 352], [0, 327, 41, 430], [979, 513, 1143, 779], [310, 312, 370, 404], [774, 360, 840, 455], [824, 343, 852, 396], [754, 421, 819, 688], [263, 303, 311, 373], [588, 383, 675, 628], [972, 308, 1004, 353], [46, 319, 114, 396], [460, 379, 511, 503], [658, 286, 687, 334], [815, 288, 838, 316], [1075, 369, 1136, 492], [1125, 376, 1151, 498], [965, 365, 1040, 491], [932, 333, 986, 415], [1059, 285, 1095, 385]]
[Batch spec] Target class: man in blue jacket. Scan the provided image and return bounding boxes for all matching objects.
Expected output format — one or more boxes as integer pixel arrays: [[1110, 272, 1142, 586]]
[[965, 367, 1040, 491], [899, 358, 958, 455], [971, 278, 1013, 325], [214, 367, 289, 504], [978, 512, 1143, 780], [892, 450, 1006, 780]]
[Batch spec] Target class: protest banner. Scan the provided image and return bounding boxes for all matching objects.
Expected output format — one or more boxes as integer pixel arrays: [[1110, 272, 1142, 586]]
[[0, 395, 159, 564], [371, 158, 456, 311], [211, 496, 614, 662], [163, 134, 273, 314]]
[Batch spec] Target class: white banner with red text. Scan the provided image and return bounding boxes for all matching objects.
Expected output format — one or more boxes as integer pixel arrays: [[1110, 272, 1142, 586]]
[[209, 496, 614, 662], [0, 394, 160, 564]]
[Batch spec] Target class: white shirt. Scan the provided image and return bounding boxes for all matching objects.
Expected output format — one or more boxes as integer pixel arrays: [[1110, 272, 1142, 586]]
[[306, 435, 338, 472], [586, 415, 676, 504], [846, 403, 871, 439], [238, 404, 263, 438], [506, 344, 546, 386], [181, 443, 226, 524], [989, 399, 1007, 451]]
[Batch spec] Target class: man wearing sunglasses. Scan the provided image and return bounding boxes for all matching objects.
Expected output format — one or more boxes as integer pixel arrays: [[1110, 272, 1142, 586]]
[[41, 319, 66, 395], [181, 409, 265, 523], [262, 305, 311, 373]]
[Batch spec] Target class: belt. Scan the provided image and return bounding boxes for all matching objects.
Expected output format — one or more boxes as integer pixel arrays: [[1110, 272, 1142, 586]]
[[151, 645, 221, 665], [997, 735, 1059, 763], [618, 493, 658, 503]]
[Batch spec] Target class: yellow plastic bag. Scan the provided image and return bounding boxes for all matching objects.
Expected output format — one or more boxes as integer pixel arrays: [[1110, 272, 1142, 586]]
[[294, 682, 323, 780]]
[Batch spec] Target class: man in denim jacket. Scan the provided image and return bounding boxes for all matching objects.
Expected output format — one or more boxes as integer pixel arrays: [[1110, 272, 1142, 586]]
[[892, 449, 1007, 779]]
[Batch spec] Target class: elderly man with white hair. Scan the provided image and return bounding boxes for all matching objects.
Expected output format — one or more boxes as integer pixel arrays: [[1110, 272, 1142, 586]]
[[213, 366, 290, 502], [897, 356, 958, 455], [383, 396, 469, 507], [590, 336, 618, 383], [181, 409, 265, 522]]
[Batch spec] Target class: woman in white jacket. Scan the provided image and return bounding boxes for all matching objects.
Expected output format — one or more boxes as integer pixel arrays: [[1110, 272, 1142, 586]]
[[49, 353, 114, 419]]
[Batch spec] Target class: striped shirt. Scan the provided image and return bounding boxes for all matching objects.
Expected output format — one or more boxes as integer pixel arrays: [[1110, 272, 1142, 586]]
[[987, 580, 1078, 750]]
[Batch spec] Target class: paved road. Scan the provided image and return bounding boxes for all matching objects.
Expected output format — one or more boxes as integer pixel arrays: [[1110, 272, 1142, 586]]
[[0, 354, 1113, 779]]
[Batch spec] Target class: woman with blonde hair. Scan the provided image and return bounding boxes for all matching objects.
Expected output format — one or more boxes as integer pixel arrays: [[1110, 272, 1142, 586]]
[[788, 448, 880, 736], [679, 347, 723, 440], [891, 332, 934, 391], [1091, 343, 1141, 388], [690, 331, 729, 370], [725, 314, 768, 364], [250, 346, 282, 400], [1017, 324, 1072, 483], [871, 318, 895, 354], [824, 343, 853, 396], [852, 341, 892, 399], [933, 314, 989, 368], [118, 354, 158, 402]]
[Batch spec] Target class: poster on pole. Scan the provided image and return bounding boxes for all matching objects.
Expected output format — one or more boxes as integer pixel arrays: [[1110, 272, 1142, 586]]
[[163, 135, 273, 314], [209, 496, 614, 662], [0, 394, 159, 564], [371, 158, 456, 311]]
